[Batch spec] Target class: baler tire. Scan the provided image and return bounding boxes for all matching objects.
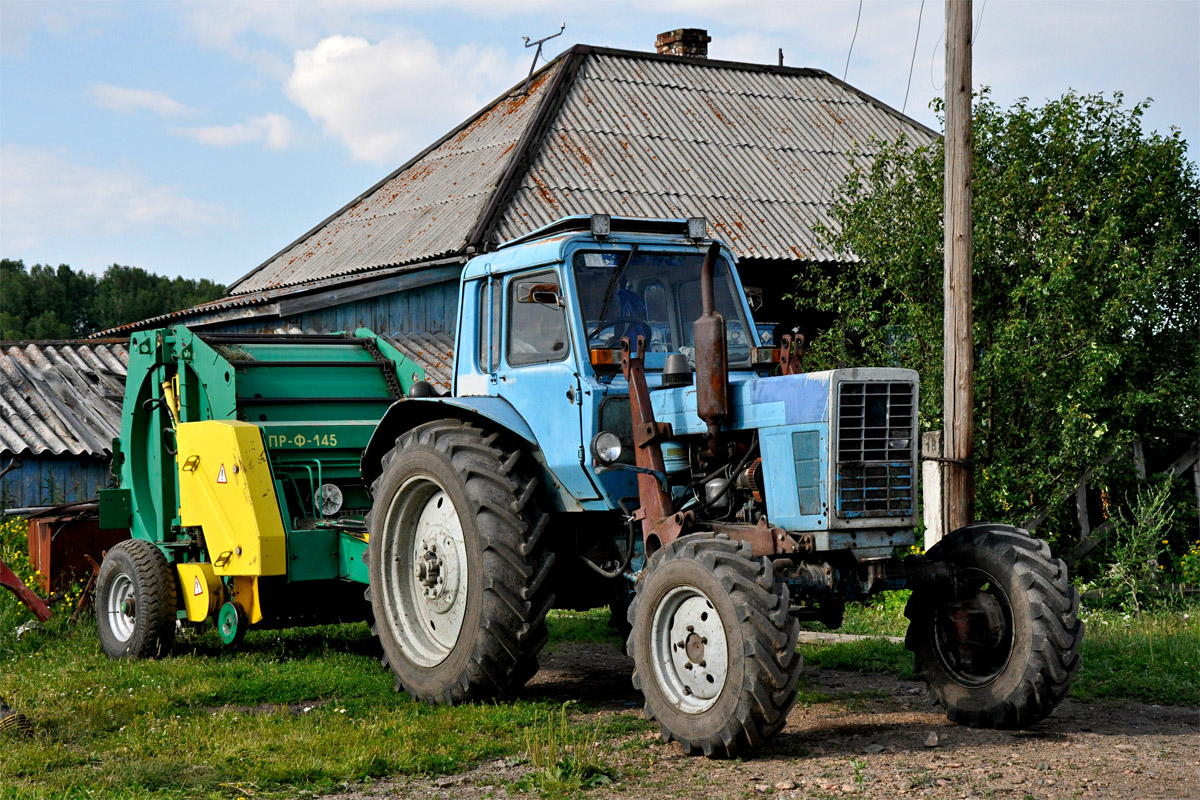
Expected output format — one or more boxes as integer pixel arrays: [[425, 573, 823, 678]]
[[904, 523, 1084, 729], [96, 538, 177, 659], [367, 420, 554, 704], [627, 533, 802, 758]]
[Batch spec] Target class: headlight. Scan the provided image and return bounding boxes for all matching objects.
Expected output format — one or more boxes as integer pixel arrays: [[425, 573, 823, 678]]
[[590, 431, 623, 465]]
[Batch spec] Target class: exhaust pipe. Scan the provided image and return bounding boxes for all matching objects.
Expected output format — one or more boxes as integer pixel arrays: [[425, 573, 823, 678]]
[[693, 241, 728, 459]]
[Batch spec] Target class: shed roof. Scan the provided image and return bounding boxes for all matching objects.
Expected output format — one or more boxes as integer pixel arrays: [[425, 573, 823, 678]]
[[0, 341, 128, 459], [228, 44, 936, 298]]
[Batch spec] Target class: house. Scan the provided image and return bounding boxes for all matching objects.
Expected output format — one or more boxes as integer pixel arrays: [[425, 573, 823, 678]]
[[94, 30, 937, 385]]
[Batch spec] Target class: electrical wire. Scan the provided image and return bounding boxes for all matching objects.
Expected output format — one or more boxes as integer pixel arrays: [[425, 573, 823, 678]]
[[902, 0, 927, 115], [842, 0, 864, 86], [929, 25, 945, 93], [819, 0, 865, 198], [930, 0, 984, 96]]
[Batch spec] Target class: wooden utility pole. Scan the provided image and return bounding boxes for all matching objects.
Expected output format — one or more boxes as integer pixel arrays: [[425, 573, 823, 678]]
[[943, 0, 975, 531]]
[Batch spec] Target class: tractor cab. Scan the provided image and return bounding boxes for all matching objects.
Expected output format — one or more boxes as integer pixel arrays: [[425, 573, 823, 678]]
[[450, 215, 760, 510]]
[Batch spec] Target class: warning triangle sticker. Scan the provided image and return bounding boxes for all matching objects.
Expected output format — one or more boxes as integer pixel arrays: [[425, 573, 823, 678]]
[[217, 464, 227, 484], [194, 576, 204, 596]]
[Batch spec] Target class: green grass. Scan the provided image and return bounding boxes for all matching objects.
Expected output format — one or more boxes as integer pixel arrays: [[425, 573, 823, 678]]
[[2, 541, 1196, 800], [1071, 608, 1200, 705], [795, 594, 1200, 707], [544, 608, 623, 649], [0, 609, 647, 800]]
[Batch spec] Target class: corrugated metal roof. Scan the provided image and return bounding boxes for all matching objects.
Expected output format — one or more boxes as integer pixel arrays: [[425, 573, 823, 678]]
[[0, 341, 128, 458], [490, 52, 936, 260], [94, 291, 275, 338], [230, 64, 563, 296], [386, 331, 455, 391], [227, 46, 935, 300]]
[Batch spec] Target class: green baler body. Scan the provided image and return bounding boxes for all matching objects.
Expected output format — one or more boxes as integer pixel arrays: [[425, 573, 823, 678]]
[[102, 325, 423, 587]]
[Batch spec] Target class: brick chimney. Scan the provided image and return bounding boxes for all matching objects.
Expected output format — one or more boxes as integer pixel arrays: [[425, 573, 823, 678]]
[[655, 28, 711, 59]]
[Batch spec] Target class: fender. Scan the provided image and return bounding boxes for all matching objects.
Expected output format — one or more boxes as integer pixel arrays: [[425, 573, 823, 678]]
[[360, 395, 537, 487]]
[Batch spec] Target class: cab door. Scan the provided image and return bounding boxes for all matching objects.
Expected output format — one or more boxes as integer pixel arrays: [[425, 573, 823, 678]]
[[491, 268, 599, 501]]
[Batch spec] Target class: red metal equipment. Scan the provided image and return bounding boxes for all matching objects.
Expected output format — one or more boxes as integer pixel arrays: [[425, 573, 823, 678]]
[[0, 559, 52, 622]]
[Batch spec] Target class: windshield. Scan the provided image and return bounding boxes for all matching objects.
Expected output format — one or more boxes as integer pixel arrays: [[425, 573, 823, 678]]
[[572, 249, 753, 367]]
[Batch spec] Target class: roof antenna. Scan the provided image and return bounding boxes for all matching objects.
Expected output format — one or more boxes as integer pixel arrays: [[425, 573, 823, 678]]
[[521, 23, 565, 96]]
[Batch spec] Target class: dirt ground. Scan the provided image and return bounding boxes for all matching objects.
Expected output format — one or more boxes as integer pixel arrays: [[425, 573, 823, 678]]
[[325, 642, 1200, 800]]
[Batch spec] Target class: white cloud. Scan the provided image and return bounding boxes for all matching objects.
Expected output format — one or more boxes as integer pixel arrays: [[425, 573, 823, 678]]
[[0, 2, 117, 57], [0, 145, 234, 250], [285, 33, 524, 163], [176, 113, 296, 150], [182, 0, 562, 51], [91, 84, 192, 117]]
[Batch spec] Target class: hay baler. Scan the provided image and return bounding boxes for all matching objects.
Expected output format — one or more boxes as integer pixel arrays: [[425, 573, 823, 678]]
[[97, 326, 423, 653]]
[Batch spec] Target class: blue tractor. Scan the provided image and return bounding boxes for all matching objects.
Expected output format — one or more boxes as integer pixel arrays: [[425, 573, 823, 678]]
[[359, 215, 1083, 757]]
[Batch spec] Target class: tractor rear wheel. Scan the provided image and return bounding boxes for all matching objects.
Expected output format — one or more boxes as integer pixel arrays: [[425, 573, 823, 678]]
[[96, 538, 177, 659], [367, 420, 554, 703], [628, 533, 802, 758], [904, 523, 1083, 728]]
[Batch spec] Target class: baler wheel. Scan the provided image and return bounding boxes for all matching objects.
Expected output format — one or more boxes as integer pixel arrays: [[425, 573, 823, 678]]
[[96, 539, 177, 659], [905, 523, 1084, 728], [367, 420, 554, 704], [627, 533, 802, 758]]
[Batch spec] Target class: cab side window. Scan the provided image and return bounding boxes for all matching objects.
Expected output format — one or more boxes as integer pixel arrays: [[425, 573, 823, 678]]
[[477, 279, 501, 372], [507, 270, 569, 367]]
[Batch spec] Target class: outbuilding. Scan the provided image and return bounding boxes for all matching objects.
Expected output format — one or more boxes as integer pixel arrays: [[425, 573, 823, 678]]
[[97, 31, 936, 382]]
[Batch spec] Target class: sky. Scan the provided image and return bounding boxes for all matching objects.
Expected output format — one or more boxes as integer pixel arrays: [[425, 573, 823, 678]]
[[1, 0, 1197, 289]]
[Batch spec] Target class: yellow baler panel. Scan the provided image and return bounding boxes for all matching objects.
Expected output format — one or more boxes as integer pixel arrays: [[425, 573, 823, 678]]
[[233, 575, 264, 625], [176, 420, 286, 577], [176, 562, 221, 622]]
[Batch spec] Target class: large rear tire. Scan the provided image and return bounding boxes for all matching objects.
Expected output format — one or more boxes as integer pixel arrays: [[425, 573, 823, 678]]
[[628, 533, 802, 758], [905, 523, 1083, 728], [367, 420, 554, 703], [96, 539, 177, 659]]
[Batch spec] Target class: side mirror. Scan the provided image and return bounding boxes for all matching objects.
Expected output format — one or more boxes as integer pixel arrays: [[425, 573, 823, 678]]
[[521, 283, 563, 308]]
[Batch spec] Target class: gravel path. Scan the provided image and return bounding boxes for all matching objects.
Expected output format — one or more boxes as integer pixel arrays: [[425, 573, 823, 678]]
[[323, 641, 1200, 800]]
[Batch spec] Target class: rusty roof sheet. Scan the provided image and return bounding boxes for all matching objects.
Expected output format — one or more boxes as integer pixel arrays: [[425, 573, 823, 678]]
[[0, 341, 128, 458], [227, 46, 935, 299], [385, 331, 455, 391], [229, 64, 563, 296], [490, 52, 936, 260]]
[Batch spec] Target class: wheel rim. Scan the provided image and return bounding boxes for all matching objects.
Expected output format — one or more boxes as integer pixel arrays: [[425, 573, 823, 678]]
[[931, 567, 1015, 687], [650, 584, 729, 714], [106, 572, 136, 643], [380, 476, 469, 668]]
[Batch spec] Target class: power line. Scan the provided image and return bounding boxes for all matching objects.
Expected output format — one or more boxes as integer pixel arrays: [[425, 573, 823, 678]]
[[929, 24, 945, 93], [903, 0, 927, 115], [842, 0, 864, 84], [928, 0, 985, 99], [821, 0, 865, 198]]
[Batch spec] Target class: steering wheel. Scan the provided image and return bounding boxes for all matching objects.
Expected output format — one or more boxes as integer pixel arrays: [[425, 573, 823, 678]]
[[587, 317, 653, 347]]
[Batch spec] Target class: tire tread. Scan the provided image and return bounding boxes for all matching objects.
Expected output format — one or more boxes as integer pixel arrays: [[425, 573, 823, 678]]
[[368, 419, 554, 704], [628, 533, 802, 758]]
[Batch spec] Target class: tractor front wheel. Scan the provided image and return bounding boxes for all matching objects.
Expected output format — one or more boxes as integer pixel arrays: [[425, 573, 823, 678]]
[[628, 533, 802, 758], [367, 420, 554, 703], [905, 523, 1083, 728], [96, 539, 177, 659]]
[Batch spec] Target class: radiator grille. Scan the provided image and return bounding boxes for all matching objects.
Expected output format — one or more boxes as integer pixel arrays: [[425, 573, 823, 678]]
[[836, 382, 915, 517]]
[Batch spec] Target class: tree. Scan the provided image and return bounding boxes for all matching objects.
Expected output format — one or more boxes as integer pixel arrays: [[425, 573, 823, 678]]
[[0, 259, 224, 338], [801, 91, 1200, 554], [89, 264, 223, 333]]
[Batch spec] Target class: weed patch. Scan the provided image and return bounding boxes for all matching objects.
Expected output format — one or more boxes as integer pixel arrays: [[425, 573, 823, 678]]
[[520, 702, 617, 797]]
